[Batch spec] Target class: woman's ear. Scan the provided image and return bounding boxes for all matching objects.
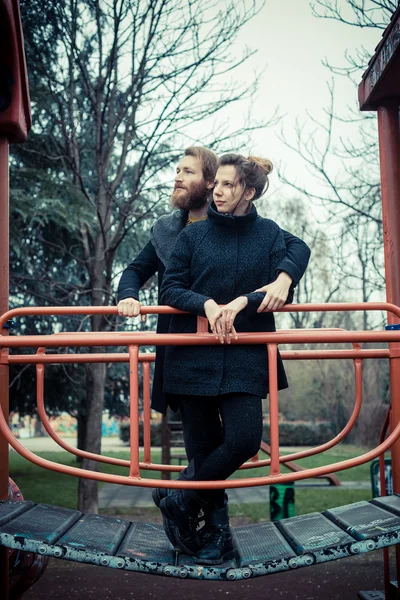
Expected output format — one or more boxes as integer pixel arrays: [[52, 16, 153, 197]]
[[245, 187, 256, 202]]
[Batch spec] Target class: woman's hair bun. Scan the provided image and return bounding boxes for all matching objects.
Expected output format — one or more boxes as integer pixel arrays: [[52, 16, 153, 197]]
[[247, 155, 273, 175]]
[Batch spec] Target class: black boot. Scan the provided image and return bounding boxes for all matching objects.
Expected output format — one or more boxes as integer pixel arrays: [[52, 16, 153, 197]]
[[151, 486, 172, 508], [151, 460, 195, 508], [160, 490, 208, 556], [196, 504, 236, 565]]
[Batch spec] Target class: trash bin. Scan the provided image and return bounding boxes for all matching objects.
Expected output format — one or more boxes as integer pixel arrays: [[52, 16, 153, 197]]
[[270, 482, 295, 521], [370, 457, 392, 497]]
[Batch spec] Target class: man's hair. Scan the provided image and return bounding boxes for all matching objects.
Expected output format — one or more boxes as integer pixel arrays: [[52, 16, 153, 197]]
[[184, 146, 218, 183]]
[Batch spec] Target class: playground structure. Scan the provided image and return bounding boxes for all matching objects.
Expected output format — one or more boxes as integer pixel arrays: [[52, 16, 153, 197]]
[[1, 305, 400, 592], [1, 0, 400, 597]]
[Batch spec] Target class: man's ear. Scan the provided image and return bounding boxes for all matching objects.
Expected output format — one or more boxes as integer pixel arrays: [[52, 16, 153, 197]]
[[206, 180, 214, 190]]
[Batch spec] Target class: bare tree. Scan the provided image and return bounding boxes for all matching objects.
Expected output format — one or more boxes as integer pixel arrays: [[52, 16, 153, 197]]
[[261, 195, 345, 329], [311, 1, 398, 33], [277, 2, 398, 322], [278, 82, 386, 331], [268, 1, 395, 439], [16, 0, 278, 512]]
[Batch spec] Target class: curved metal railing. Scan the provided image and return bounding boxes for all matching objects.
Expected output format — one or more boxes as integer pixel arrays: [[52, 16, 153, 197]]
[[0, 302, 399, 489]]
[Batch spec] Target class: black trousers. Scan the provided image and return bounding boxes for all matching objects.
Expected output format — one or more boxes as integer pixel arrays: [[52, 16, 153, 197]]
[[173, 393, 263, 508]]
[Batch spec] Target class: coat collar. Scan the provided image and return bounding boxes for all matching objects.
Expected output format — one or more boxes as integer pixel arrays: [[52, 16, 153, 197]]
[[207, 201, 258, 227]]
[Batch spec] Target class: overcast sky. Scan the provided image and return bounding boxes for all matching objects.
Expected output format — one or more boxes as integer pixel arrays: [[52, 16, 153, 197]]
[[190, 0, 384, 217]]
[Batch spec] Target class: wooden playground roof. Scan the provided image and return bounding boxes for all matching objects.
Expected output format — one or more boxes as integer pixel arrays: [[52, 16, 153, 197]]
[[359, 4, 400, 110]]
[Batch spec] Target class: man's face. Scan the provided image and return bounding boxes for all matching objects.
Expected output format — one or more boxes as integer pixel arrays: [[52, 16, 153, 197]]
[[171, 155, 210, 211]]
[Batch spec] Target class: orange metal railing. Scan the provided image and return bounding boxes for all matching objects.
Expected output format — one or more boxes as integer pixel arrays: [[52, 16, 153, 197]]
[[0, 302, 400, 490]]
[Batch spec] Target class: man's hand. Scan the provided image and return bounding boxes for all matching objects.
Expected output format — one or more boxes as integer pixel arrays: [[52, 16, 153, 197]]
[[218, 296, 248, 343], [255, 272, 293, 312], [204, 299, 223, 341], [117, 297, 142, 318]]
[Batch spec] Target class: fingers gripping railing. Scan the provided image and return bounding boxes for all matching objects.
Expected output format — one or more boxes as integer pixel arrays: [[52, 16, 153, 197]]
[[1, 302, 400, 489]]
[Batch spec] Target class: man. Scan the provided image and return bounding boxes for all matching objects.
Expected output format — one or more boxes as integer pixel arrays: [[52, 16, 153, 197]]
[[117, 146, 310, 561]]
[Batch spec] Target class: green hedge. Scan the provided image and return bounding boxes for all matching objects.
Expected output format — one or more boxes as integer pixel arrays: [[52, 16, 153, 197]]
[[120, 421, 334, 447], [120, 422, 163, 445], [262, 421, 333, 446]]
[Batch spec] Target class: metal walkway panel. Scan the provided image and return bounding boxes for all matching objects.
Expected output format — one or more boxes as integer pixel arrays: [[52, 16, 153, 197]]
[[233, 522, 296, 567], [277, 512, 355, 554], [118, 522, 175, 564], [325, 501, 400, 540], [0, 500, 34, 525], [372, 494, 400, 516], [0, 503, 81, 553], [58, 513, 129, 556], [176, 552, 236, 570], [1, 498, 400, 581]]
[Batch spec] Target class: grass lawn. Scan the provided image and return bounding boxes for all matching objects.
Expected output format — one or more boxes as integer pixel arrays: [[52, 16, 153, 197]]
[[8, 444, 383, 522], [229, 489, 373, 523]]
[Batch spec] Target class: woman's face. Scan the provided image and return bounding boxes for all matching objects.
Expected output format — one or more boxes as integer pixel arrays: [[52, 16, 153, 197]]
[[213, 165, 255, 215], [213, 165, 252, 215]]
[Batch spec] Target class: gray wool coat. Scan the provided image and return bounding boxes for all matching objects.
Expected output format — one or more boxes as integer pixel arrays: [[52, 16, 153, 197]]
[[159, 202, 292, 399]]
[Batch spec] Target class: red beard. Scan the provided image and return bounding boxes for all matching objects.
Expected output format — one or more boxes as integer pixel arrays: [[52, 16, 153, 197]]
[[171, 180, 210, 211]]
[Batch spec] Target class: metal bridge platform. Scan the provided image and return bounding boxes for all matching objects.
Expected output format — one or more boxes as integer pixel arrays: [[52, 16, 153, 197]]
[[1, 495, 400, 581]]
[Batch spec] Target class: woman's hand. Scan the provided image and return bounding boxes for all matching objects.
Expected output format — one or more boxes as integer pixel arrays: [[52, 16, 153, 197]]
[[255, 272, 292, 312], [204, 299, 223, 340], [217, 296, 248, 344]]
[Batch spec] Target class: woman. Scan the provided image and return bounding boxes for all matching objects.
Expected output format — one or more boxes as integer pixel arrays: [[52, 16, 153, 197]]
[[158, 154, 300, 565]]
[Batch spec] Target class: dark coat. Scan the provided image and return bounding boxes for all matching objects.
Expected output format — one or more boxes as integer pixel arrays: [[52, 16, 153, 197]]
[[118, 209, 310, 412], [117, 211, 188, 413], [159, 203, 292, 399]]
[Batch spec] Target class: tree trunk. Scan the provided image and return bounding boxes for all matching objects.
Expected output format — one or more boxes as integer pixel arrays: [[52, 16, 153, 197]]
[[78, 356, 106, 513]]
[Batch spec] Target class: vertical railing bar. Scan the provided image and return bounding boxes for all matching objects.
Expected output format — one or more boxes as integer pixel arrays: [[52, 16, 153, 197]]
[[196, 315, 209, 333], [36, 347, 45, 434], [268, 344, 280, 476], [0, 136, 10, 599], [378, 405, 391, 599], [128, 345, 140, 478], [143, 361, 152, 464]]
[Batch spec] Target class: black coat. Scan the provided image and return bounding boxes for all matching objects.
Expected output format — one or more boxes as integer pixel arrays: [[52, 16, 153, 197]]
[[159, 203, 292, 399], [118, 209, 310, 412]]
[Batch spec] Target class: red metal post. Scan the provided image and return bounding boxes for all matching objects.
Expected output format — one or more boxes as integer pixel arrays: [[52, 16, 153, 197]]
[[378, 104, 400, 323], [379, 407, 391, 599], [142, 361, 151, 464], [128, 345, 140, 478], [0, 138, 9, 598], [377, 103, 400, 587], [0, 139, 9, 499], [377, 104, 400, 484], [267, 344, 280, 477]]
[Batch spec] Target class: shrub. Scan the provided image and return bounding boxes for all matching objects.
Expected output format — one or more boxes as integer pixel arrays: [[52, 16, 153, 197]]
[[119, 422, 163, 446], [120, 420, 334, 447], [263, 421, 334, 446]]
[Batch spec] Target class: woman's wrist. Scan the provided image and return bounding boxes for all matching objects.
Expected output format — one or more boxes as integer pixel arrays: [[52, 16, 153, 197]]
[[276, 271, 293, 286], [204, 299, 216, 310]]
